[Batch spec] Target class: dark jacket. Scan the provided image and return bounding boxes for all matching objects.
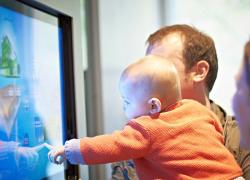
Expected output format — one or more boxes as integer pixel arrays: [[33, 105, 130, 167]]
[[210, 100, 250, 180], [111, 101, 250, 180]]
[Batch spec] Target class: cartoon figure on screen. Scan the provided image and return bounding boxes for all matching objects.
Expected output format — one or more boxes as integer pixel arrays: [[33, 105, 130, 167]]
[[0, 34, 48, 179], [48, 55, 243, 179], [0, 3, 69, 179], [0, 87, 41, 176], [0, 35, 42, 179]]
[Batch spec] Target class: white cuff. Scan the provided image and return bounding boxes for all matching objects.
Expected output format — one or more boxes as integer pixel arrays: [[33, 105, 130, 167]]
[[64, 139, 85, 165]]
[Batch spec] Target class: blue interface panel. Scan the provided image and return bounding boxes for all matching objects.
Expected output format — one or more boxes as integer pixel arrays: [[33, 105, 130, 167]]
[[0, 2, 66, 180]]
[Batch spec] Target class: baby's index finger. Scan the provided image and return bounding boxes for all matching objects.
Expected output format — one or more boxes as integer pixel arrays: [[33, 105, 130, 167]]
[[44, 143, 53, 150], [48, 149, 57, 163], [55, 155, 64, 164], [33, 143, 53, 152], [48, 148, 65, 165]]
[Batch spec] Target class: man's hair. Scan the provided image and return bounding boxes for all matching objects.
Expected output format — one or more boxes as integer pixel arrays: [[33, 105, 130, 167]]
[[146, 24, 218, 92]]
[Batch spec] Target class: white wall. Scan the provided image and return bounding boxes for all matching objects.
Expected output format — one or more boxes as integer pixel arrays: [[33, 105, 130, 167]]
[[35, 0, 88, 179], [99, 0, 161, 134], [98, 0, 162, 178]]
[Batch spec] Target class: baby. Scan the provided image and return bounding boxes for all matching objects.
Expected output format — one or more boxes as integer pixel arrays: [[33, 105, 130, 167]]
[[48, 55, 242, 179]]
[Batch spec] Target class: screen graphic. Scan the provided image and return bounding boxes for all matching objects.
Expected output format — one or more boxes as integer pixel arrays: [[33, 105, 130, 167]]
[[0, 3, 66, 180]]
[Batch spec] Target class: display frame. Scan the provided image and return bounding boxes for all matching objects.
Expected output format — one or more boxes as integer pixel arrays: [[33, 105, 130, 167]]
[[0, 0, 78, 179]]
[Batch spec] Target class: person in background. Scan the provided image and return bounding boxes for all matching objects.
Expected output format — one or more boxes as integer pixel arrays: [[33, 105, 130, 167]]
[[111, 24, 250, 180], [48, 55, 243, 180], [233, 40, 250, 150]]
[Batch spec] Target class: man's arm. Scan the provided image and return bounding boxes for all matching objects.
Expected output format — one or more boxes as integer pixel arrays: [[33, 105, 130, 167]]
[[224, 116, 250, 179], [239, 148, 250, 180]]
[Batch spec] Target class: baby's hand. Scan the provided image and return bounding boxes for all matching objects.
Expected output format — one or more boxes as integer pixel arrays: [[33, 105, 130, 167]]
[[48, 146, 66, 164]]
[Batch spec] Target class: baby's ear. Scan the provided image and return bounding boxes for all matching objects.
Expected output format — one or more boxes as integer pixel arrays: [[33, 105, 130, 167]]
[[148, 98, 162, 115]]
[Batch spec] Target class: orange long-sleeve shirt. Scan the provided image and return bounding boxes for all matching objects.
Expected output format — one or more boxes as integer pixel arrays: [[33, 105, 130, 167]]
[[79, 99, 242, 179]]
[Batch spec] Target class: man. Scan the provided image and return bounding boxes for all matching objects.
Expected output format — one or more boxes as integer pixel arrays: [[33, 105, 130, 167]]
[[111, 24, 250, 179]]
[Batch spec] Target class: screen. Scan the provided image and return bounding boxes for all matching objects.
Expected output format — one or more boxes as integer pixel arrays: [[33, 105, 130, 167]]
[[0, 1, 66, 180]]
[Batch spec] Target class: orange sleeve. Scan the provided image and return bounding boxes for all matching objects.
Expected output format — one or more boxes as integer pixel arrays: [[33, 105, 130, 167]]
[[79, 121, 150, 164]]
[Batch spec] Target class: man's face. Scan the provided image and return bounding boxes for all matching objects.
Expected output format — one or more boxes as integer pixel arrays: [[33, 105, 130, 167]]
[[146, 33, 194, 100]]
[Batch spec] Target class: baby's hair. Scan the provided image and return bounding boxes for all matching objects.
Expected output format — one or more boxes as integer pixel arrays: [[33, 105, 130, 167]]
[[121, 55, 181, 107]]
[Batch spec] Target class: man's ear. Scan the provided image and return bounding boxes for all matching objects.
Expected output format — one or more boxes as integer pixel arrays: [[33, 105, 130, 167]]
[[192, 60, 209, 82], [148, 98, 162, 115]]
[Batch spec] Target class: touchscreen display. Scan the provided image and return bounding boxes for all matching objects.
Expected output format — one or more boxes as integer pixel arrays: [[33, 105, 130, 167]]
[[0, 2, 66, 179]]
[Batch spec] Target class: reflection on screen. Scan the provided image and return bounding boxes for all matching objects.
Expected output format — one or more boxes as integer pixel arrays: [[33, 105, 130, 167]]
[[0, 3, 65, 180]]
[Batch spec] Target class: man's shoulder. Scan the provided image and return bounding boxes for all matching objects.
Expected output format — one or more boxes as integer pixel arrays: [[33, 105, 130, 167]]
[[209, 100, 238, 141], [210, 100, 250, 179], [209, 100, 228, 125]]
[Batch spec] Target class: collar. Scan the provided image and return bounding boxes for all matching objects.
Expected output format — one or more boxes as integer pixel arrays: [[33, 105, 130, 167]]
[[209, 99, 228, 127], [162, 101, 182, 112]]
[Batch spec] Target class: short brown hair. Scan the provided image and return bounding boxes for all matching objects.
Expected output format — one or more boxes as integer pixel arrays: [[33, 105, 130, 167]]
[[146, 24, 218, 93]]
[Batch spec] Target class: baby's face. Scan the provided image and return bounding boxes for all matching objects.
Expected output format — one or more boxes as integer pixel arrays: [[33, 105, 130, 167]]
[[119, 79, 150, 120]]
